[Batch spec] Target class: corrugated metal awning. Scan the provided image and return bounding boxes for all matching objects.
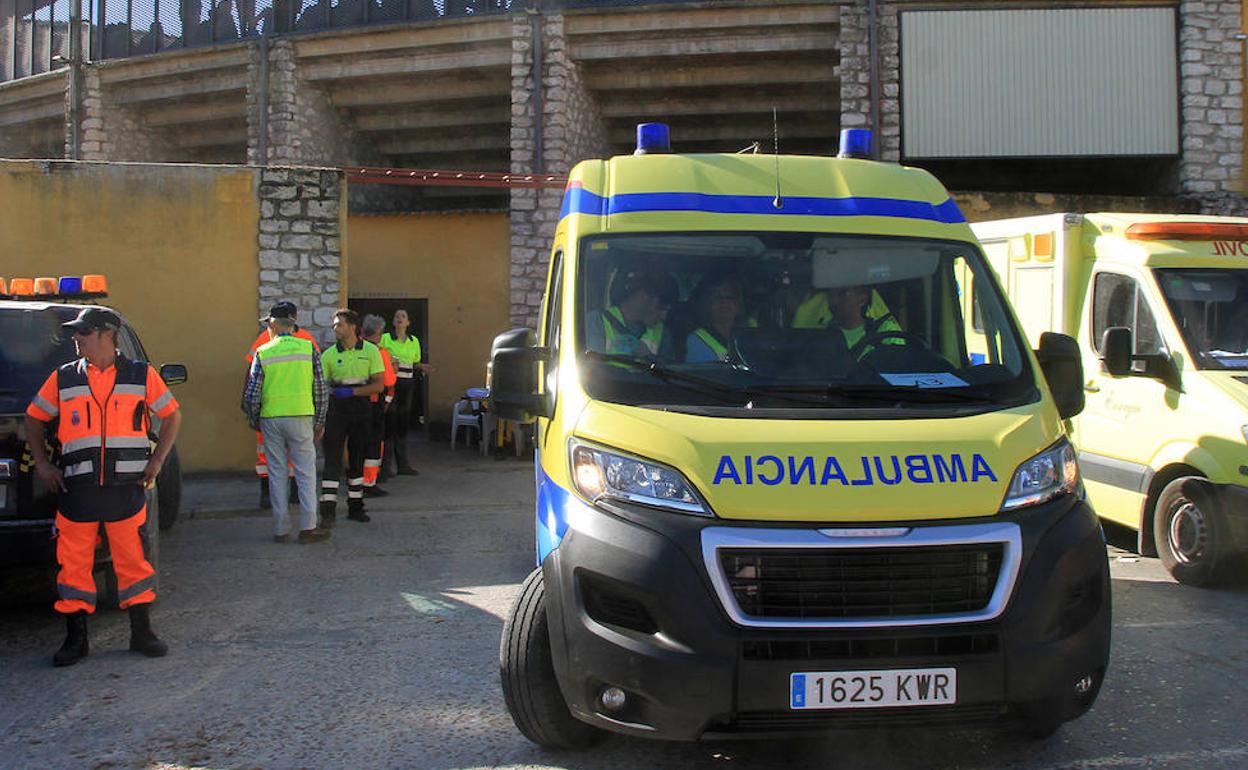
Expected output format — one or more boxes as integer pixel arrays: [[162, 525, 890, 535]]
[[901, 7, 1179, 159]]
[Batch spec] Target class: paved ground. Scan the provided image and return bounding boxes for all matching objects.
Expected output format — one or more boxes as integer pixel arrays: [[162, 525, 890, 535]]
[[2, 436, 1247, 770]]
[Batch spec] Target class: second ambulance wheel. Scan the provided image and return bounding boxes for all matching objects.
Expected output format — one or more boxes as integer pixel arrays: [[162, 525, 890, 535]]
[[499, 567, 603, 749], [1153, 477, 1227, 587]]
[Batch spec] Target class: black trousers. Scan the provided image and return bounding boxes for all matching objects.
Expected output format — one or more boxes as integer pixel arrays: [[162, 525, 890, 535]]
[[321, 398, 369, 512], [384, 377, 416, 470]]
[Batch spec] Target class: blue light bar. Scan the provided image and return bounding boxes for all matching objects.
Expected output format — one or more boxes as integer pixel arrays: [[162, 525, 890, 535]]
[[838, 128, 873, 159], [58, 276, 83, 295], [635, 123, 671, 155]]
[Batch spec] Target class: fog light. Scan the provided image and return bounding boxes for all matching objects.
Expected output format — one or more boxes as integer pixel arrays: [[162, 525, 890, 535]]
[[600, 686, 627, 712], [1074, 674, 1094, 695]]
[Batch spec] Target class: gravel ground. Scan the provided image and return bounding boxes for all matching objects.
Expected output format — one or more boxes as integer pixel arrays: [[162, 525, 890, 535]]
[[2, 437, 1247, 770]]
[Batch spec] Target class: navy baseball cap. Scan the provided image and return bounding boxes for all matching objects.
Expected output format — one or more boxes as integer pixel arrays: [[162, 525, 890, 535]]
[[62, 307, 121, 333], [262, 301, 298, 322]]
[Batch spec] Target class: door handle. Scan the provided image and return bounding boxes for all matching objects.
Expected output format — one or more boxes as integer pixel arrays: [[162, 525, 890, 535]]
[[1083, 381, 1101, 394]]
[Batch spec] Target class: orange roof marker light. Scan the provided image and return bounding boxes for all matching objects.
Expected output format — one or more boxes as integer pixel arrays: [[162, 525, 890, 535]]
[[81, 274, 109, 296], [1125, 222, 1248, 241], [9, 278, 34, 296], [34, 277, 57, 295], [0, 278, 7, 295]]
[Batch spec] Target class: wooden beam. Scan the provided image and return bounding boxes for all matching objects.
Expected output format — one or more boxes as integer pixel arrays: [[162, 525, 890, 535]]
[[295, 18, 512, 59], [142, 99, 246, 127], [353, 105, 510, 132], [112, 72, 249, 105], [97, 45, 252, 85], [376, 134, 509, 155], [600, 93, 839, 119], [301, 46, 509, 82], [566, 4, 838, 36], [328, 75, 509, 107], [586, 61, 837, 91], [0, 100, 65, 127], [571, 31, 835, 62]]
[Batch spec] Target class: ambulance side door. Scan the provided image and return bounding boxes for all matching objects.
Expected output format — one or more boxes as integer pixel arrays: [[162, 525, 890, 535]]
[[1073, 269, 1174, 528], [536, 249, 564, 456]]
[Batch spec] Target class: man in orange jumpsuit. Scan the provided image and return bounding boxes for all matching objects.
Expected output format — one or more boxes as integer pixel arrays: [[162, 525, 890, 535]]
[[245, 301, 320, 508], [361, 314, 397, 496], [26, 307, 183, 666]]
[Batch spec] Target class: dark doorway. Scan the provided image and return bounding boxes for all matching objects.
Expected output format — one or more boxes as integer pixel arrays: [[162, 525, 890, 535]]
[[349, 297, 429, 428]]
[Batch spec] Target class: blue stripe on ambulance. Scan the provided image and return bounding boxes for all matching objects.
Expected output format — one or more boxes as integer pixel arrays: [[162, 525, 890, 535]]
[[536, 462, 574, 564], [560, 188, 966, 224]]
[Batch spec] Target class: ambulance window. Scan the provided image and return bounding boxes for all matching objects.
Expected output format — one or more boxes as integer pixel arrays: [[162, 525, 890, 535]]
[[1092, 273, 1163, 356], [542, 251, 564, 354]]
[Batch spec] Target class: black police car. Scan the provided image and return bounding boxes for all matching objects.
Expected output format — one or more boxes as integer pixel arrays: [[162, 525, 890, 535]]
[[0, 293, 186, 603]]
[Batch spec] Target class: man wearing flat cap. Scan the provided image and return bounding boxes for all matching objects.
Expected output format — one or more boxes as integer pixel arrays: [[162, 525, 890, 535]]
[[242, 302, 331, 544], [25, 307, 183, 667]]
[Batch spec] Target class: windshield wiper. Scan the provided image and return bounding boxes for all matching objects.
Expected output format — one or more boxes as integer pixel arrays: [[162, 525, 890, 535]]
[[583, 352, 826, 406]]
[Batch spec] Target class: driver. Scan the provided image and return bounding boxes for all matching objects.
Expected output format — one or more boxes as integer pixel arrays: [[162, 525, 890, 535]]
[[792, 284, 902, 360], [586, 270, 677, 359]]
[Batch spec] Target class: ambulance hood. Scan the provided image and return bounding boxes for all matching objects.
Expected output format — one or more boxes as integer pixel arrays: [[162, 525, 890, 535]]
[[572, 402, 1062, 523], [1205, 371, 1248, 413]]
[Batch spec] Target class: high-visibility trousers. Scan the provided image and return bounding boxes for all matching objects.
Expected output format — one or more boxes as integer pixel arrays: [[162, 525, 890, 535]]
[[256, 430, 297, 479], [54, 506, 156, 614], [363, 401, 386, 487]]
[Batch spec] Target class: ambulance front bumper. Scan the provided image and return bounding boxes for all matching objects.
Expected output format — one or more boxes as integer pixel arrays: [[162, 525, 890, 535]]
[[542, 493, 1110, 741]]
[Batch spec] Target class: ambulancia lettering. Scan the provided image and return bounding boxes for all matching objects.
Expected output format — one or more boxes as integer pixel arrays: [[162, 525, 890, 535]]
[[711, 453, 998, 486], [1211, 240, 1248, 256]]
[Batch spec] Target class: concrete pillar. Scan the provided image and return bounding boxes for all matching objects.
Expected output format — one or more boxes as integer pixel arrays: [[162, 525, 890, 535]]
[[508, 11, 609, 330], [1177, 0, 1246, 214], [256, 167, 346, 347], [839, 0, 899, 162]]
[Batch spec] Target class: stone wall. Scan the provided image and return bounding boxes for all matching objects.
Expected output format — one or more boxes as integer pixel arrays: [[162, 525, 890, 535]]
[[838, 0, 900, 161], [508, 11, 610, 330], [256, 167, 346, 346], [1178, 0, 1246, 214], [78, 69, 175, 162]]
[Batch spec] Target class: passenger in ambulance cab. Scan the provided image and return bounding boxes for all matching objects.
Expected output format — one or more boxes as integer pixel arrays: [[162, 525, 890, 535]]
[[685, 273, 746, 364], [586, 270, 677, 359]]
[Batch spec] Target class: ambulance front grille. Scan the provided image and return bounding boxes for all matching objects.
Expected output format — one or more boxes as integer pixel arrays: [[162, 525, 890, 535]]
[[720, 544, 1004, 620]]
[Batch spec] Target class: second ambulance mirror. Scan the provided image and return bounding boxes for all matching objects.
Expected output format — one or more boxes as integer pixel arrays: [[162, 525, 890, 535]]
[[489, 328, 550, 424]]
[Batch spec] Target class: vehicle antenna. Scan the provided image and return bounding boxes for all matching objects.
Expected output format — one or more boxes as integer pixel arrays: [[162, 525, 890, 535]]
[[772, 107, 783, 210]]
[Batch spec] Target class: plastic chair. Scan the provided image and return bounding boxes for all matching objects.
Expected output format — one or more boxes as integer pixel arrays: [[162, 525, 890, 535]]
[[450, 388, 488, 450]]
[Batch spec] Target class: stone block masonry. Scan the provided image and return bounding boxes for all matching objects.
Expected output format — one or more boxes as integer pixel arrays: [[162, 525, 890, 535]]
[[256, 167, 347, 346]]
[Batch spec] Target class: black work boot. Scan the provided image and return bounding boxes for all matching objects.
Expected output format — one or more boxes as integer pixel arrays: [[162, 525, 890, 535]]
[[128, 604, 168, 658], [52, 611, 89, 667], [347, 504, 371, 523], [319, 501, 336, 528], [259, 478, 271, 510], [363, 484, 388, 498]]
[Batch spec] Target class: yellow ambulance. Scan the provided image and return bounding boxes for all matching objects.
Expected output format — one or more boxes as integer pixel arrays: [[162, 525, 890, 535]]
[[489, 125, 1110, 746], [972, 213, 1248, 586]]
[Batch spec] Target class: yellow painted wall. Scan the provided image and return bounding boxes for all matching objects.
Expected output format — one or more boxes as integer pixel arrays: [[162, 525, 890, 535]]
[[347, 213, 511, 424], [0, 160, 259, 472]]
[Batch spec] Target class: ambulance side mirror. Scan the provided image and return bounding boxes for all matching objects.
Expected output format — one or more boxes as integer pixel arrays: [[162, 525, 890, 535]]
[[1101, 327, 1133, 376], [160, 363, 188, 386], [489, 328, 550, 424], [1036, 332, 1084, 419]]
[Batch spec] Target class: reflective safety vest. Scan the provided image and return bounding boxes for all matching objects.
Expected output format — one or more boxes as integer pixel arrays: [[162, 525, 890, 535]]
[[603, 306, 663, 356], [55, 356, 151, 490], [256, 334, 315, 418], [692, 327, 731, 362], [380, 332, 421, 380]]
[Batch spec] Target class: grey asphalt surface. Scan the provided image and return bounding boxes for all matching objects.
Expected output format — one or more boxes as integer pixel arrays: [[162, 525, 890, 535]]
[[1, 437, 1247, 770]]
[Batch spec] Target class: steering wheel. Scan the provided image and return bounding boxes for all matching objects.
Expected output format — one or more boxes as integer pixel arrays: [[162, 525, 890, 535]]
[[854, 330, 957, 374], [849, 329, 927, 360]]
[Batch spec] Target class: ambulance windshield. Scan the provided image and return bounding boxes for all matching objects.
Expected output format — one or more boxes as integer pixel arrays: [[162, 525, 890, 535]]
[[1155, 268, 1248, 370], [576, 232, 1037, 414]]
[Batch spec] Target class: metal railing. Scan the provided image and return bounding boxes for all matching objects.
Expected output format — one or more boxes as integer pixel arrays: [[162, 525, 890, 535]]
[[2, 0, 719, 83]]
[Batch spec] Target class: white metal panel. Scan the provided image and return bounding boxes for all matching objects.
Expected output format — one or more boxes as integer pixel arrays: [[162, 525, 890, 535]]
[[901, 8, 1179, 158]]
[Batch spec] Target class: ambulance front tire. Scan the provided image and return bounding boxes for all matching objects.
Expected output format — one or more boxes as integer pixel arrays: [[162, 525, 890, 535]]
[[1154, 477, 1228, 587], [500, 567, 603, 750]]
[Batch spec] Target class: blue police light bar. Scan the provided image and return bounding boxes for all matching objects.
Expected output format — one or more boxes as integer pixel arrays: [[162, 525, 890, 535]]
[[838, 128, 873, 159], [635, 123, 671, 155], [58, 276, 83, 295]]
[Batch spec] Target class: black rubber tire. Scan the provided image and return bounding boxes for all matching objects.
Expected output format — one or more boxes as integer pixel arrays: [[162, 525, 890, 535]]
[[157, 446, 182, 531], [1154, 477, 1226, 587], [499, 567, 603, 750]]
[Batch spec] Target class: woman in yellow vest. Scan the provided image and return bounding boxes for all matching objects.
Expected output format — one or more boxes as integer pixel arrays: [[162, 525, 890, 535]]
[[685, 273, 747, 364], [380, 308, 432, 476]]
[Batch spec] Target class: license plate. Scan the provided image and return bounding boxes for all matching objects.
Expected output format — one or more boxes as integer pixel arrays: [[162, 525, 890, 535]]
[[790, 668, 956, 710]]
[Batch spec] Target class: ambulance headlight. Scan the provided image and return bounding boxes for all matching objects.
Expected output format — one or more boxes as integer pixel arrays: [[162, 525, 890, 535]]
[[570, 439, 709, 516], [1000, 439, 1080, 512]]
